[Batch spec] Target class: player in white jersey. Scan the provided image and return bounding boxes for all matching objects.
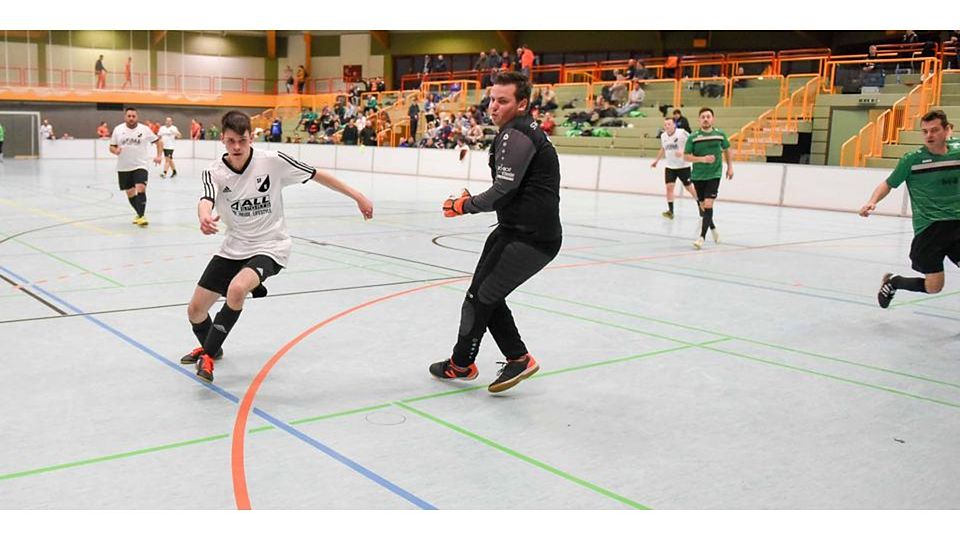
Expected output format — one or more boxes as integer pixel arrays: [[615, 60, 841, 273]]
[[157, 117, 181, 179], [109, 107, 163, 227], [650, 117, 695, 219], [181, 110, 374, 383]]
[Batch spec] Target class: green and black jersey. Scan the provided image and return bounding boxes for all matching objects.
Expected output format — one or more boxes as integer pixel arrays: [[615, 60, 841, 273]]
[[886, 145, 960, 234], [684, 128, 730, 181]]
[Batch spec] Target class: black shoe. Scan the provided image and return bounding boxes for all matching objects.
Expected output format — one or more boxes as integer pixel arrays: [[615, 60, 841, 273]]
[[429, 358, 479, 380], [488, 354, 540, 393], [878, 273, 896, 308], [171, 170, 177, 178], [180, 346, 223, 365]]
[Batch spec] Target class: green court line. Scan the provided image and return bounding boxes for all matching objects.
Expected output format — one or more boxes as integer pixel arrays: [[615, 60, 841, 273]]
[[0, 403, 393, 482], [700, 345, 960, 409], [891, 288, 960, 310], [293, 242, 960, 395], [12, 237, 124, 287], [0, 343, 692, 483], [514, 289, 960, 392], [394, 401, 651, 510]]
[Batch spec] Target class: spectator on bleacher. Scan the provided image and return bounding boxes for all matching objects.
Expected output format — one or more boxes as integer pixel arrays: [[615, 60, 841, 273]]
[[147, 120, 160, 135], [121, 57, 132, 90], [732, 66, 749, 88], [478, 86, 492, 115], [297, 107, 316, 132], [474, 52, 487, 72], [207, 123, 220, 140], [863, 45, 880, 73], [269, 118, 282, 142], [948, 31, 960, 70], [306, 133, 319, 144], [95, 55, 107, 89], [520, 44, 535, 80], [356, 113, 367, 132], [539, 86, 558, 112], [423, 97, 437, 125], [466, 117, 484, 146], [609, 71, 629, 106], [344, 100, 359, 121], [364, 94, 379, 115], [435, 55, 448, 74], [360, 122, 378, 146], [97, 121, 110, 139], [61, 132, 74, 140], [540, 112, 556, 136], [198, 122, 205, 140], [399, 136, 415, 148], [422, 55, 433, 75], [407, 96, 420, 140], [295, 65, 307, 94], [283, 65, 294, 93], [617, 85, 646, 116], [376, 77, 386, 92], [672, 109, 691, 132], [342, 118, 359, 145], [40, 119, 54, 140], [191, 118, 202, 140]]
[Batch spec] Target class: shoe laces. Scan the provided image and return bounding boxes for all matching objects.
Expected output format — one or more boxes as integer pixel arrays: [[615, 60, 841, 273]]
[[880, 282, 895, 296]]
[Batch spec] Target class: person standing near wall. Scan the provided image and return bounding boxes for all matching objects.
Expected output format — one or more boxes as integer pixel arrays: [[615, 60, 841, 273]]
[[0, 121, 5, 163], [121, 57, 133, 90], [95, 55, 107, 89]]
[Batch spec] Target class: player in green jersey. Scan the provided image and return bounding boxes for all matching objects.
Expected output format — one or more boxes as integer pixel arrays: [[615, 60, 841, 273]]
[[684, 107, 734, 250], [860, 110, 960, 307]]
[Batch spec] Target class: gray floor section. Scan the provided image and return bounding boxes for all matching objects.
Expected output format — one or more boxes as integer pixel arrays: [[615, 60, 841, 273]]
[[0, 157, 957, 509]]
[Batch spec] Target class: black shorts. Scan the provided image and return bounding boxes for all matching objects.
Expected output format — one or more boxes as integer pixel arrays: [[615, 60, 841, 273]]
[[163, 148, 174, 157], [665, 167, 692, 185], [198, 255, 283, 296], [693, 178, 721, 201], [117, 169, 148, 190], [909, 220, 960, 274]]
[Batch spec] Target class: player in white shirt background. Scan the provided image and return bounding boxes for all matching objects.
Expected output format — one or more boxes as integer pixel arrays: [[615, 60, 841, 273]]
[[181, 110, 375, 383], [109, 107, 163, 227], [650, 117, 696, 219], [157, 117, 182, 179]]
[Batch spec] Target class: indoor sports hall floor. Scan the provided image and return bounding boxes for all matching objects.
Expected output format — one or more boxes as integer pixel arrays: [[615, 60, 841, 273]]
[[1, 157, 958, 510]]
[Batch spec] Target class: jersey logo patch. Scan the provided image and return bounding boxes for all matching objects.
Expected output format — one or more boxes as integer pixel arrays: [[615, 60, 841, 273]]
[[223, 186, 232, 193], [257, 175, 271, 193]]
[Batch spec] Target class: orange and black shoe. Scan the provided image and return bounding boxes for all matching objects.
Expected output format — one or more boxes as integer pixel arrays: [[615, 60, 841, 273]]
[[429, 358, 479, 381], [196, 353, 216, 382], [488, 354, 540, 393], [180, 346, 223, 365]]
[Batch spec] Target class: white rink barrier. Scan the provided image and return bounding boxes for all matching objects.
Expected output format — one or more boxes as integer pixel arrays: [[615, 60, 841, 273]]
[[41, 140, 908, 216]]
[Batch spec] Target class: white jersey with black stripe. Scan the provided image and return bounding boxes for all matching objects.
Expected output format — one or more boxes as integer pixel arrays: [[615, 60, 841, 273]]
[[201, 148, 316, 266]]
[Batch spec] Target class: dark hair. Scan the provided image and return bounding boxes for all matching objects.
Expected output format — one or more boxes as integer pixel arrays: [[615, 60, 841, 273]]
[[664, 117, 676, 124], [921, 109, 949, 128], [672, 109, 682, 115], [221, 110, 251, 136], [124, 107, 137, 113], [698, 107, 714, 116], [493, 71, 532, 105]]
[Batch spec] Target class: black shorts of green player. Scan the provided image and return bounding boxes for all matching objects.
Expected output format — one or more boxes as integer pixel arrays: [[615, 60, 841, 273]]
[[860, 109, 960, 308], [684, 108, 733, 247]]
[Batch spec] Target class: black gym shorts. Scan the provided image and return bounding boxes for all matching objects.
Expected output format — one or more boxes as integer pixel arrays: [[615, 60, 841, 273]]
[[665, 167, 692, 185], [198, 254, 283, 296], [693, 178, 721, 201], [163, 148, 174, 157], [909, 220, 960, 274], [118, 168, 148, 190]]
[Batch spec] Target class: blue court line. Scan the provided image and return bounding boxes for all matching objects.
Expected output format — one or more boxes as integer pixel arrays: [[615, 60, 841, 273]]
[[0, 264, 436, 510]]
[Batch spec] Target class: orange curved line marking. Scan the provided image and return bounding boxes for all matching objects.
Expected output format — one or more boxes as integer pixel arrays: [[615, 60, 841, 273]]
[[230, 277, 467, 510]]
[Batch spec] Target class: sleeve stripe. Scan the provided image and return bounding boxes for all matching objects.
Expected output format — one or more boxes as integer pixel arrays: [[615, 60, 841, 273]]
[[201, 170, 215, 201], [277, 151, 316, 175]]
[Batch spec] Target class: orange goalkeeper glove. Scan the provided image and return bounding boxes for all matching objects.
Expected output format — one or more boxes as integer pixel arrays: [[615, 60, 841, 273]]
[[442, 189, 471, 217]]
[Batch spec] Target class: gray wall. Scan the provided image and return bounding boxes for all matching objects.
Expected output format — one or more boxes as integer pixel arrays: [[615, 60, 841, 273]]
[[0, 102, 263, 140]]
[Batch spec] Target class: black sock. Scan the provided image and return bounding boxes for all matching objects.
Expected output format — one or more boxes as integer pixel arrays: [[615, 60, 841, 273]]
[[251, 283, 268, 298], [202, 305, 242, 357], [698, 204, 704, 217], [891, 275, 928, 293], [191, 315, 212, 345], [128, 195, 139, 215], [136, 192, 147, 216], [701, 208, 713, 238], [668, 201, 674, 213]]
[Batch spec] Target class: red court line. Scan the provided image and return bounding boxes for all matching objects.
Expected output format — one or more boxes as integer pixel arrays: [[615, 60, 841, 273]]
[[230, 277, 468, 510]]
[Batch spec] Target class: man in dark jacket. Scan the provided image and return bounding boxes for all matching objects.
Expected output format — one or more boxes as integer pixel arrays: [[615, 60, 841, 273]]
[[431, 71, 562, 393]]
